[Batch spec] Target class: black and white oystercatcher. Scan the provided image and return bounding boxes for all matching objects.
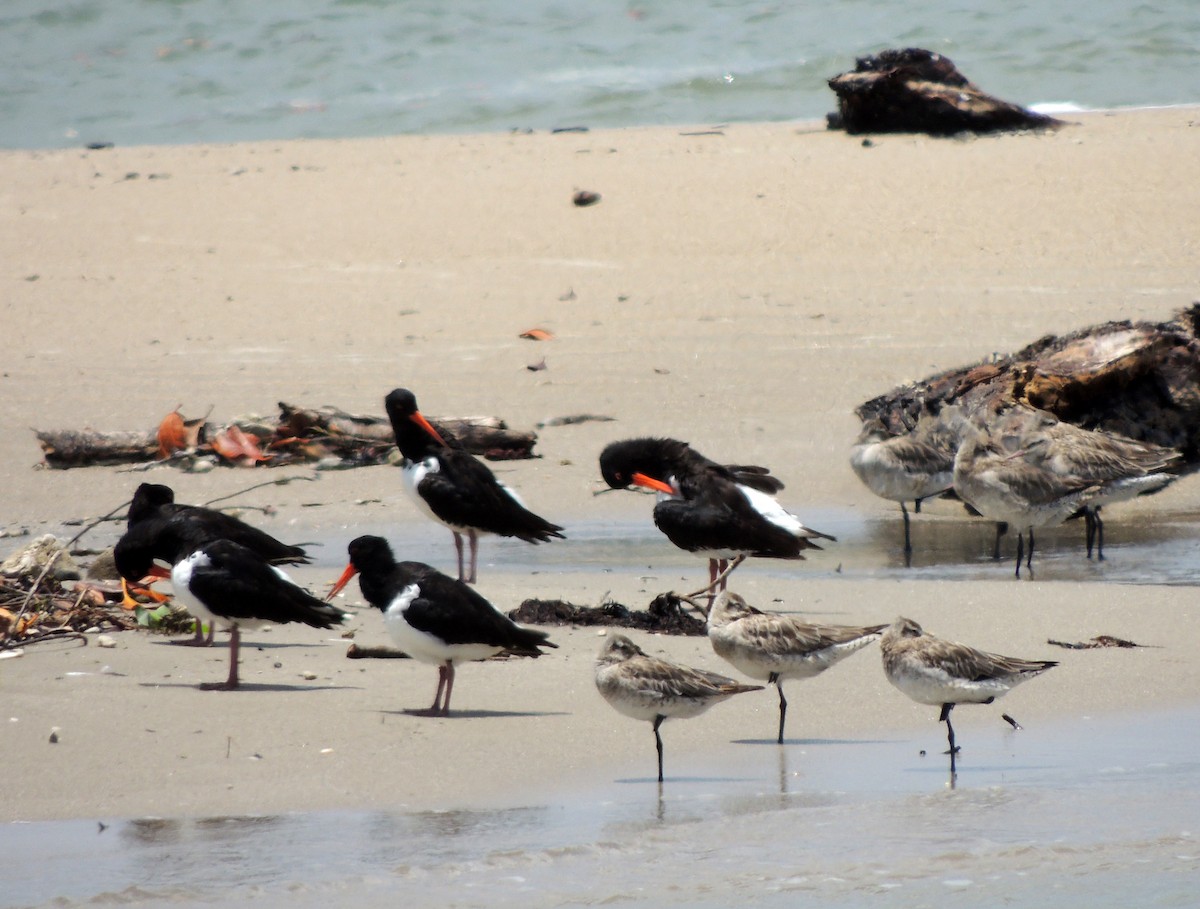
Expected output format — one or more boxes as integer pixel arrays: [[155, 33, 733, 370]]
[[115, 531, 347, 690], [599, 437, 834, 595], [122, 483, 311, 643], [384, 388, 565, 584], [328, 535, 557, 716]]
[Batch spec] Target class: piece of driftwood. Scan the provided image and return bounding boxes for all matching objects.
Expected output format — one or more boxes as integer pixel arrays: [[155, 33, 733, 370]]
[[35, 402, 540, 469], [855, 304, 1200, 466], [508, 595, 707, 636], [827, 47, 1065, 135]]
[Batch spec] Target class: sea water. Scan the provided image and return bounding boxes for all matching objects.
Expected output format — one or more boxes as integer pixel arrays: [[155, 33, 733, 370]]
[[1, 0, 1198, 149], [4, 706, 1199, 907]]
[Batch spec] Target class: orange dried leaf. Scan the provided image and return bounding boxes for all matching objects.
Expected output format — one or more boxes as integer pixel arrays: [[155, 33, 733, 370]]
[[156, 409, 188, 459], [519, 328, 555, 341]]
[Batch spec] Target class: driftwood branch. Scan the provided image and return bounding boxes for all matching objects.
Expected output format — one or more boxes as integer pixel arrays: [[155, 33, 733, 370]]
[[855, 304, 1200, 466], [34, 401, 541, 470], [827, 48, 1065, 135]]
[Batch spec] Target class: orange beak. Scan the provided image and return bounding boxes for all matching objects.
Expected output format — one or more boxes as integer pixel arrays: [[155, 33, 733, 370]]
[[147, 565, 172, 580], [326, 563, 359, 602], [410, 410, 449, 447], [631, 472, 675, 495]]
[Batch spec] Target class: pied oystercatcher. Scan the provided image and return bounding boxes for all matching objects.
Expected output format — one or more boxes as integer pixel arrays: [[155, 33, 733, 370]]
[[599, 437, 834, 595], [115, 531, 347, 690], [328, 535, 556, 716], [384, 388, 564, 583], [123, 483, 311, 643]]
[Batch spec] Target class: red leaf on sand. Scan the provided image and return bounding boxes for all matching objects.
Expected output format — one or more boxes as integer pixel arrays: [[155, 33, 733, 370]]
[[211, 426, 270, 466], [519, 328, 555, 341]]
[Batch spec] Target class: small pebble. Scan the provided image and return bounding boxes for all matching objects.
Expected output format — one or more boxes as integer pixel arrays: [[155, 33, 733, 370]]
[[96, 635, 116, 649], [49, 728, 60, 744], [301, 670, 318, 681]]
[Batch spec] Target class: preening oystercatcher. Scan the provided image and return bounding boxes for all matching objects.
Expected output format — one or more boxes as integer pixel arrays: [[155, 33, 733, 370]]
[[115, 531, 347, 690], [384, 388, 564, 583], [599, 437, 834, 595], [328, 535, 556, 716], [122, 483, 311, 643]]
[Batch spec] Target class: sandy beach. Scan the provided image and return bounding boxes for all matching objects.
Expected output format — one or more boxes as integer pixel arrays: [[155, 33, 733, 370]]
[[3, 106, 1200, 840]]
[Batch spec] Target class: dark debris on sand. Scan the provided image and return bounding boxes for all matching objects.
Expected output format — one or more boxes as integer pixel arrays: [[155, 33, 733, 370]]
[[508, 595, 707, 636]]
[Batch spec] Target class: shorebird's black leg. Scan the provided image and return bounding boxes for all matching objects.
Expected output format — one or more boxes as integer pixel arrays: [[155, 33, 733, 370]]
[[653, 715, 666, 783], [1026, 528, 1035, 577], [1094, 508, 1105, 561], [1085, 509, 1097, 559], [770, 673, 787, 744], [901, 502, 913, 567], [993, 522, 1008, 560], [940, 702, 959, 776], [1015, 533, 1024, 579]]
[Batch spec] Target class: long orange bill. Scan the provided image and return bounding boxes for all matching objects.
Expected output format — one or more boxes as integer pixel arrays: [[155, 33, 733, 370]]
[[632, 472, 675, 495], [326, 563, 358, 602], [410, 410, 450, 448]]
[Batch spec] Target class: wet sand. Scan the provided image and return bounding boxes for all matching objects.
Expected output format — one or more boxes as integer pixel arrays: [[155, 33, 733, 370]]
[[2, 106, 1200, 833]]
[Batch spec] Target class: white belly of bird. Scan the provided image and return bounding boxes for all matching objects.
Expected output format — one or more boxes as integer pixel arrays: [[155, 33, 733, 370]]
[[887, 661, 1011, 706], [711, 629, 871, 681], [383, 583, 503, 665], [595, 667, 723, 721], [851, 445, 951, 503]]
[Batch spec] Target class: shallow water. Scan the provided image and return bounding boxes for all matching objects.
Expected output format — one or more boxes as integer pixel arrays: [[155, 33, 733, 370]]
[[2, 0, 1199, 148], [314, 503, 1200, 588], [5, 706, 1199, 907]]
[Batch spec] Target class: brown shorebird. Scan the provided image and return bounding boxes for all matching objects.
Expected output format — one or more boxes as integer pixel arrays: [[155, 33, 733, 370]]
[[879, 616, 1057, 776], [594, 632, 763, 782], [952, 421, 1102, 577], [989, 403, 1182, 560], [850, 406, 965, 565], [706, 592, 885, 743], [599, 437, 834, 599]]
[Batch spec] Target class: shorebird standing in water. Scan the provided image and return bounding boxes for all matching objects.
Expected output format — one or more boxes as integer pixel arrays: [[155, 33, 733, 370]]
[[850, 407, 964, 566], [879, 616, 1057, 777], [594, 632, 763, 782], [706, 592, 885, 744], [385, 388, 564, 584], [952, 422, 1102, 578], [599, 437, 834, 599], [987, 402, 1182, 560]]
